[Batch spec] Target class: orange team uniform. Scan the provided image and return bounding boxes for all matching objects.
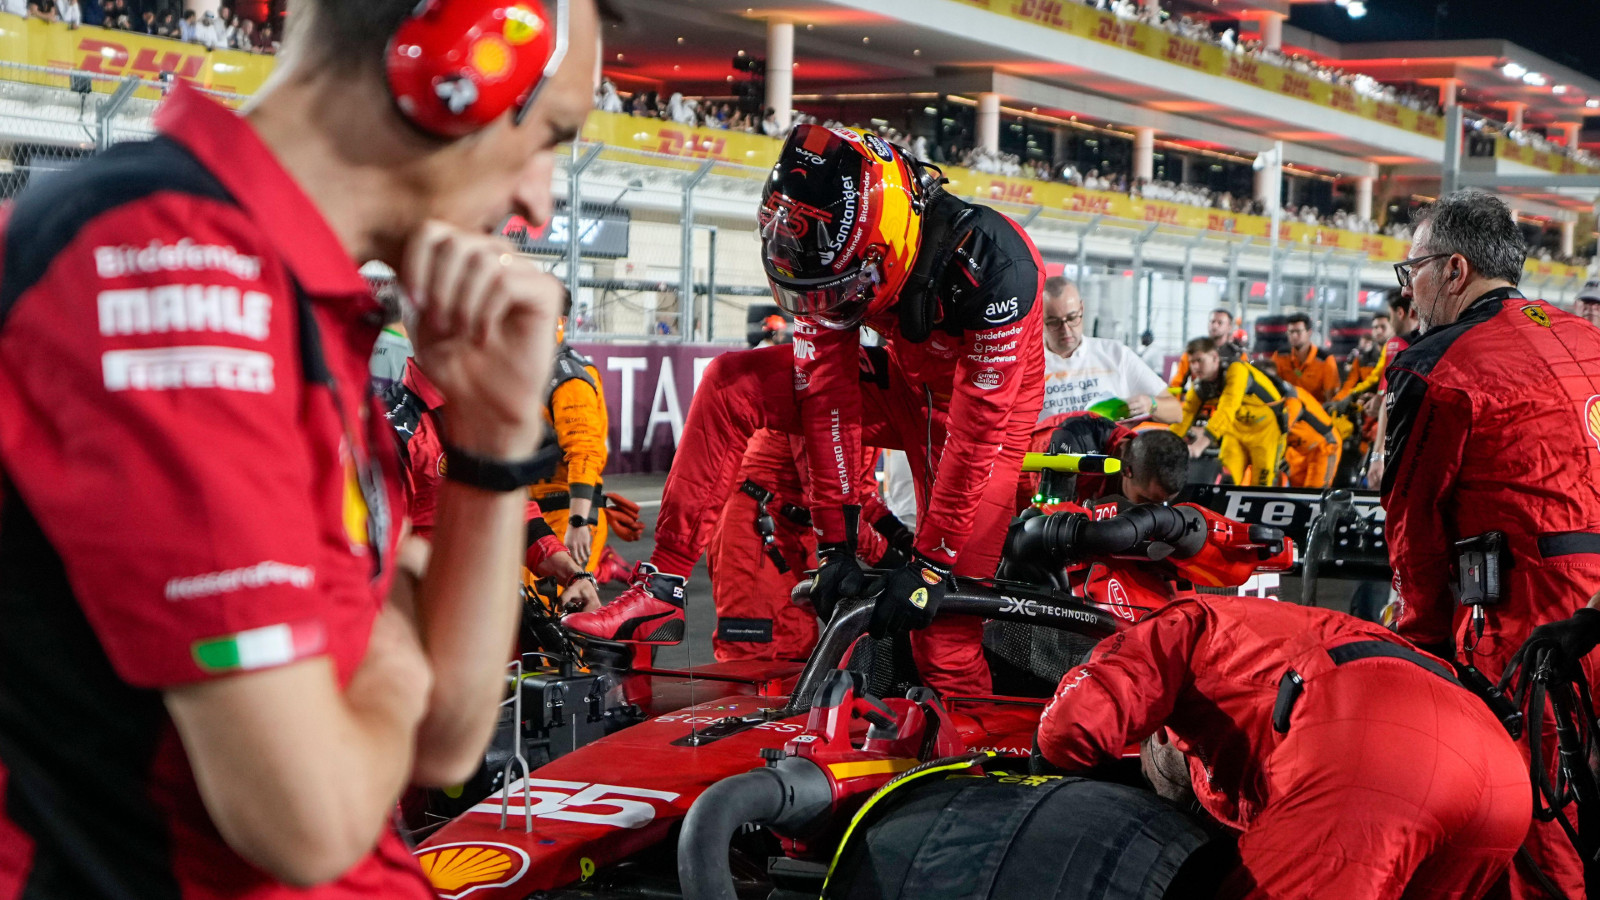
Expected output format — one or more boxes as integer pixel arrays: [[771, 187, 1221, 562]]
[[1271, 345, 1341, 404], [529, 344, 609, 572], [1334, 342, 1385, 403], [1281, 385, 1341, 489]]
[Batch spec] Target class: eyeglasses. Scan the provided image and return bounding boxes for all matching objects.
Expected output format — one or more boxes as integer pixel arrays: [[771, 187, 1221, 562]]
[[1044, 313, 1084, 329], [1393, 252, 1450, 288]]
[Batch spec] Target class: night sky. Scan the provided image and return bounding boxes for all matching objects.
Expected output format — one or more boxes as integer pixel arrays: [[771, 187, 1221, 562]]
[[1290, 0, 1599, 85]]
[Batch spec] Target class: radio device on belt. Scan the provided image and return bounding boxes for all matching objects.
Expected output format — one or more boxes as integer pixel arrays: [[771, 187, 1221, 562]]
[[1450, 531, 1524, 738]]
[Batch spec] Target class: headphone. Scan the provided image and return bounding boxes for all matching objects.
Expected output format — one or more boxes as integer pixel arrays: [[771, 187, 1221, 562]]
[[385, 0, 570, 139]]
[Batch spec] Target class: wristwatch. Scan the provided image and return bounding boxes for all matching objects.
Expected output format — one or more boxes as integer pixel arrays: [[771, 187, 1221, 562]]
[[569, 514, 588, 529], [442, 442, 559, 492], [564, 570, 597, 588]]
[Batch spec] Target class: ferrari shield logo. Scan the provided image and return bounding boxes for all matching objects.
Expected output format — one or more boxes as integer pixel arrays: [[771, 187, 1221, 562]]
[[910, 587, 929, 610], [1522, 304, 1551, 328], [416, 842, 531, 900]]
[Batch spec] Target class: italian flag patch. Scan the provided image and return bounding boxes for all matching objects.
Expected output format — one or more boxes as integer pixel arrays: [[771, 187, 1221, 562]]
[[192, 621, 327, 673]]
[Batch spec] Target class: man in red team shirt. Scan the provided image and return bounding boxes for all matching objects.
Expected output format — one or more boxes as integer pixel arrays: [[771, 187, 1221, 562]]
[[0, 1, 598, 897], [565, 125, 1045, 696]]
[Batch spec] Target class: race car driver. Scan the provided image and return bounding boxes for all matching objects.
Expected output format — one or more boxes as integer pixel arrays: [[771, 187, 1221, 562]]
[[0, 0, 598, 896], [529, 288, 610, 576], [1038, 276, 1177, 422], [1269, 312, 1340, 404], [1038, 595, 1531, 899], [1029, 412, 1189, 507], [1167, 307, 1241, 395], [1170, 337, 1285, 486], [1384, 190, 1600, 899], [565, 125, 1045, 696], [383, 359, 600, 612]]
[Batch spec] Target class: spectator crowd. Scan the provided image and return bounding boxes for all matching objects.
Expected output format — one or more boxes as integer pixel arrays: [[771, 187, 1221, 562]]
[[1, 0, 278, 53]]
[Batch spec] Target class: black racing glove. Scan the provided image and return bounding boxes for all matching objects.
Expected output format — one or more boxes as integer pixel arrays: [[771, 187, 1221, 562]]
[[811, 544, 865, 623], [1501, 608, 1600, 689], [872, 512, 916, 559], [869, 552, 950, 639]]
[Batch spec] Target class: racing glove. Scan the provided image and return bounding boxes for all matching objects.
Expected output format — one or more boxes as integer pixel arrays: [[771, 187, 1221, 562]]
[[872, 511, 916, 559], [869, 553, 950, 639], [1502, 607, 1600, 687], [810, 506, 865, 623]]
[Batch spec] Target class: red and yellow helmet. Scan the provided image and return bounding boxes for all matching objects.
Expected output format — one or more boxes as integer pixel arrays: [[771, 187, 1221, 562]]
[[758, 125, 924, 329]]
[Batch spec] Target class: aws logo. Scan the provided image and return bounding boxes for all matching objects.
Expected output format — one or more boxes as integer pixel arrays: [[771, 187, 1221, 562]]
[[983, 296, 1020, 324]]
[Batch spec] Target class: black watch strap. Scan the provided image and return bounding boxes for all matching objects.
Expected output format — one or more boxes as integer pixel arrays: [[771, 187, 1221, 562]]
[[569, 514, 588, 529], [442, 443, 560, 492]]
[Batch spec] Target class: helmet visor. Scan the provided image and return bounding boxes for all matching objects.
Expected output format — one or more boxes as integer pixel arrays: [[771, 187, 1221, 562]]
[[764, 257, 880, 329]]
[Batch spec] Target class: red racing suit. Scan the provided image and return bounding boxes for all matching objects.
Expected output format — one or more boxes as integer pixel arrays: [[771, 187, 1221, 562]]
[[1383, 288, 1600, 899], [0, 83, 433, 899], [1039, 596, 1530, 900], [653, 200, 1044, 695]]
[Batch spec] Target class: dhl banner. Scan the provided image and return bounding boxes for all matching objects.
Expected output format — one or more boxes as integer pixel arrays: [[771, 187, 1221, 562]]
[[0, 16, 275, 101], [950, 0, 1446, 142], [578, 113, 1589, 280], [1495, 136, 1600, 176]]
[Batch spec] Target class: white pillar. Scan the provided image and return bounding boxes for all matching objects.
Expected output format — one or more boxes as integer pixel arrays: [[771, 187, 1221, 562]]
[[1437, 78, 1459, 110], [1140, 0, 1160, 13], [977, 92, 1001, 155], [765, 19, 794, 133], [184, 0, 220, 14], [1562, 221, 1576, 257], [1133, 127, 1155, 182], [1259, 13, 1284, 52], [1355, 175, 1374, 222], [1507, 102, 1525, 130], [1560, 122, 1583, 148], [1254, 152, 1280, 210]]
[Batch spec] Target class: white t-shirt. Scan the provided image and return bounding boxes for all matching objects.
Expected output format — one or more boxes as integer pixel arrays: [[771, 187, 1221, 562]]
[[1040, 336, 1168, 422]]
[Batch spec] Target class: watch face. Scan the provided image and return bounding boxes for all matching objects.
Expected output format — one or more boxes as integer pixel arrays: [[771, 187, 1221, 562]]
[[569, 515, 587, 528]]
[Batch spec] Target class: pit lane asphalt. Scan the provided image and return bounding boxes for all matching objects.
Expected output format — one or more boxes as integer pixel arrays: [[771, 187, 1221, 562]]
[[598, 473, 1360, 670]]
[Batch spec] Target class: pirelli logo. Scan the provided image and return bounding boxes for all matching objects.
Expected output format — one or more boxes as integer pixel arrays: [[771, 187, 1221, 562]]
[[102, 346, 275, 393]]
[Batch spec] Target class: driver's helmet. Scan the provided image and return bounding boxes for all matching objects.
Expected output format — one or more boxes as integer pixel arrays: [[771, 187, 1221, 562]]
[[758, 124, 924, 330]]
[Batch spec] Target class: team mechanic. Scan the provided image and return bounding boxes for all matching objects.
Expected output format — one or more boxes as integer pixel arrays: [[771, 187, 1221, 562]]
[[1170, 337, 1285, 486], [529, 288, 610, 578], [1037, 595, 1532, 899], [1383, 190, 1600, 900], [566, 124, 1044, 696], [1028, 411, 1189, 507], [1167, 307, 1241, 395], [0, 0, 598, 896], [383, 359, 601, 612], [707, 431, 905, 661]]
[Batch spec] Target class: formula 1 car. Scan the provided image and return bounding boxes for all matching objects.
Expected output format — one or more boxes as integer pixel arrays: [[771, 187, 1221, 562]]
[[408, 500, 1294, 900]]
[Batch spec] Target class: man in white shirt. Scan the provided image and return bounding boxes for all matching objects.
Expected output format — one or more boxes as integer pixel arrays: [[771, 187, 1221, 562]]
[[1039, 277, 1179, 423]]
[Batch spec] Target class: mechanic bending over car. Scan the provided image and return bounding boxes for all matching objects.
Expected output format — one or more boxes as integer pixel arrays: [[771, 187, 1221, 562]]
[[1038, 595, 1532, 900], [1382, 190, 1600, 900], [0, 0, 601, 896], [382, 358, 601, 613], [1170, 337, 1285, 486], [565, 124, 1045, 697], [1028, 411, 1190, 507], [707, 430, 908, 662]]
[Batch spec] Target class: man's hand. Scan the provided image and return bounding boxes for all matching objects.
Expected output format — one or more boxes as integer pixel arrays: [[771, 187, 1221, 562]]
[[565, 523, 592, 566], [405, 221, 562, 458], [1187, 431, 1212, 459], [811, 544, 865, 623], [1504, 607, 1600, 686], [560, 574, 602, 613], [869, 554, 949, 639], [1125, 394, 1154, 419]]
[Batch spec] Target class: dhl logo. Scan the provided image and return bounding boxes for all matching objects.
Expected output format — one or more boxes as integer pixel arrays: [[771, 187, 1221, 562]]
[[1014, 0, 1067, 28], [1360, 237, 1388, 255], [987, 181, 1034, 203], [1413, 117, 1442, 138], [1315, 229, 1342, 246], [1374, 105, 1401, 126], [77, 37, 204, 80], [1532, 152, 1551, 170], [1281, 74, 1313, 101], [1162, 39, 1203, 69], [1206, 214, 1237, 232], [1225, 58, 1264, 86], [1094, 17, 1142, 50], [1068, 194, 1112, 214], [652, 129, 731, 161], [1143, 206, 1180, 225], [1329, 88, 1360, 113]]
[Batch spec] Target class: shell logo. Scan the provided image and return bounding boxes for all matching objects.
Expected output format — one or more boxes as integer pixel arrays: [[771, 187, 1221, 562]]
[[1585, 395, 1600, 454], [416, 842, 531, 899], [470, 35, 513, 81]]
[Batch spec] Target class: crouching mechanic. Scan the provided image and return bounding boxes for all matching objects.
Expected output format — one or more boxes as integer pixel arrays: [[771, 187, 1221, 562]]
[[566, 124, 1044, 696], [383, 359, 600, 611], [1029, 411, 1189, 507], [0, 0, 598, 894], [1038, 596, 1531, 899], [1170, 337, 1284, 486]]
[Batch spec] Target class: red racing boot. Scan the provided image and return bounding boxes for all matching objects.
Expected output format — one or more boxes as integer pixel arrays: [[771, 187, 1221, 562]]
[[562, 562, 686, 644]]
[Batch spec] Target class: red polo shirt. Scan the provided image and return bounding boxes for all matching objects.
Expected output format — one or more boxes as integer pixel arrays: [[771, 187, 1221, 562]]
[[0, 83, 433, 898]]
